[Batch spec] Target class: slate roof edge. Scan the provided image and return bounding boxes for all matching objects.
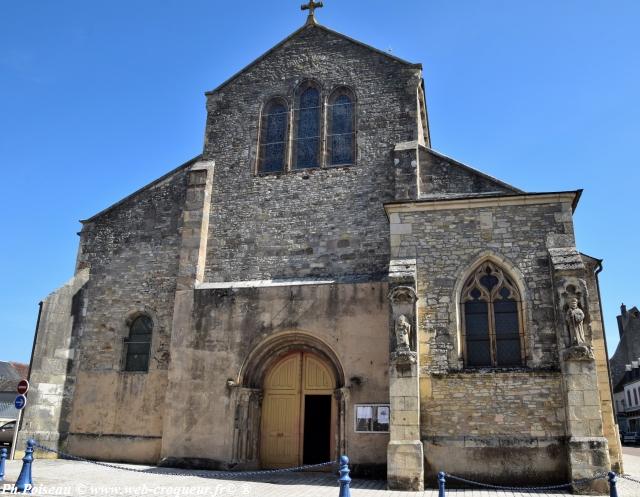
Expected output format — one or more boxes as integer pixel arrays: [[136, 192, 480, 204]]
[[580, 252, 603, 266], [423, 147, 525, 194], [204, 22, 420, 96], [80, 155, 203, 224]]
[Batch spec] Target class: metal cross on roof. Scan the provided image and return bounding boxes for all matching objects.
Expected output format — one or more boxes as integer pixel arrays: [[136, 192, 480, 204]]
[[301, 0, 323, 24]]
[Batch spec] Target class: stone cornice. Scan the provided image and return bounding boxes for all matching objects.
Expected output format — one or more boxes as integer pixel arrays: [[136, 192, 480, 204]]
[[384, 190, 582, 217]]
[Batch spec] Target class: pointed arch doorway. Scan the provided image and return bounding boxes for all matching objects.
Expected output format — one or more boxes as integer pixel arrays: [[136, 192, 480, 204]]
[[260, 351, 336, 468]]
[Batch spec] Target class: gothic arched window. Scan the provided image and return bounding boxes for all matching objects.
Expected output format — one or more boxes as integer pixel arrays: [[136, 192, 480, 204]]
[[124, 315, 153, 372], [258, 98, 288, 173], [460, 261, 524, 367], [327, 88, 356, 166], [293, 83, 321, 169]]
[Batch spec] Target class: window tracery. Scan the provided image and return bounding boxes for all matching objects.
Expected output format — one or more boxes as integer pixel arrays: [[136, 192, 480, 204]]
[[460, 261, 524, 367]]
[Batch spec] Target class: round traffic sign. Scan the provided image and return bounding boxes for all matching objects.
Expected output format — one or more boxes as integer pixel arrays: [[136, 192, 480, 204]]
[[17, 379, 29, 395], [14, 394, 27, 410]]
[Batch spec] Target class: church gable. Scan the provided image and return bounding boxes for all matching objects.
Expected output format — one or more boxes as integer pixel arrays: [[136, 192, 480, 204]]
[[205, 23, 419, 98], [203, 23, 425, 283], [419, 147, 522, 198]]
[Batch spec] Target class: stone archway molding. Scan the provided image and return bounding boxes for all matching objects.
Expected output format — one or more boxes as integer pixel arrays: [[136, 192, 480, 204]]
[[231, 330, 348, 467], [237, 330, 346, 389]]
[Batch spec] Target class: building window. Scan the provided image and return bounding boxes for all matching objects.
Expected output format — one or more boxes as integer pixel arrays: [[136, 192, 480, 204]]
[[258, 98, 288, 173], [636, 388, 639, 406], [327, 88, 356, 166], [461, 261, 524, 367], [628, 390, 633, 407], [354, 404, 389, 433], [293, 83, 321, 169], [124, 315, 153, 372]]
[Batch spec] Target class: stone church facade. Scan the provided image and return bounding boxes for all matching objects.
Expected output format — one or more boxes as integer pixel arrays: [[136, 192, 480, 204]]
[[20, 9, 621, 491]]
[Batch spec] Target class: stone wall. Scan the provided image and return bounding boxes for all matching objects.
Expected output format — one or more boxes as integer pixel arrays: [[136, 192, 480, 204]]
[[418, 147, 519, 198], [422, 371, 567, 483], [17, 269, 89, 454], [391, 198, 575, 371], [160, 281, 390, 468], [59, 163, 190, 462], [386, 194, 579, 484], [424, 371, 565, 437], [582, 255, 623, 472], [203, 24, 423, 282]]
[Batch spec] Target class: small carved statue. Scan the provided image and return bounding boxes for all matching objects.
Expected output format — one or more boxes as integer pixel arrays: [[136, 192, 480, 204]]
[[565, 298, 586, 346], [395, 315, 411, 350]]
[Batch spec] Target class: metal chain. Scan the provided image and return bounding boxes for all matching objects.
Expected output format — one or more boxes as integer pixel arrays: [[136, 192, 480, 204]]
[[32, 440, 620, 491], [620, 473, 640, 485], [574, 472, 611, 486], [445, 473, 572, 491], [33, 442, 335, 478], [445, 471, 608, 492]]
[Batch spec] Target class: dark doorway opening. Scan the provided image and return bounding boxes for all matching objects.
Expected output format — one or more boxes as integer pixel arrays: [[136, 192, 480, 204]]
[[303, 394, 331, 464]]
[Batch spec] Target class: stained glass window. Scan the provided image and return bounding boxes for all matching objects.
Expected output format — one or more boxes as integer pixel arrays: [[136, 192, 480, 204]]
[[328, 91, 355, 165], [294, 86, 321, 169], [461, 262, 524, 367], [124, 315, 153, 372], [259, 99, 288, 173]]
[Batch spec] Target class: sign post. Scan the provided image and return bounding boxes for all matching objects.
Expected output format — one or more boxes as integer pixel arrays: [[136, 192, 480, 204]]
[[10, 380, 29, 461]]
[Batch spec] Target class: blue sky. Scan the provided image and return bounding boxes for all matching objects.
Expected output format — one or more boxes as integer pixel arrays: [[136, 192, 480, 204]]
[[1, 1, 638, 363]]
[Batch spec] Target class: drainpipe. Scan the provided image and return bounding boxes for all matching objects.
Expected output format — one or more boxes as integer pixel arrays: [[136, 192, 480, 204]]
[[594, 260, 616, 421]]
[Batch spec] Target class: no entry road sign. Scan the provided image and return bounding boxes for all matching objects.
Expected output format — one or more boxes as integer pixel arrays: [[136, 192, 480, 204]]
[[17, 379, 29, 395], [14, 394, 27, 410]]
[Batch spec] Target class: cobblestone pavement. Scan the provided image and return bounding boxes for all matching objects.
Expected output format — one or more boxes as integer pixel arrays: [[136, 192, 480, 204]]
[[2, 452, 640, 497]]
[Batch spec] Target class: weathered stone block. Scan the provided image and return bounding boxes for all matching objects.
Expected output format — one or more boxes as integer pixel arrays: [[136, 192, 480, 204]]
[[387, 440, 424, 491]]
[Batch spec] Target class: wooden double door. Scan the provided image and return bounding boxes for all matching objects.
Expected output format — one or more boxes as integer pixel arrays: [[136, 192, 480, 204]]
[[260, 351, 336, 468]]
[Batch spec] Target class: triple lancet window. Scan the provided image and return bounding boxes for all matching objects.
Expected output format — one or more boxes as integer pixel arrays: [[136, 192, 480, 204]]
[[461, 262, 524, 367], [257, 83, 356, 173], [123, 315, 153, 372]]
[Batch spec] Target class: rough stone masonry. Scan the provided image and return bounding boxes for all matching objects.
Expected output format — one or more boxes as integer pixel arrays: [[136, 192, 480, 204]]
[[18, 10, 621, 493]]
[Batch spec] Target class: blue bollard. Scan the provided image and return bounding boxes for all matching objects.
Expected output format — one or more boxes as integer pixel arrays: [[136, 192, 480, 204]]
[[608, 471, 618, 497], [0, 447, 6, 481], [338, 455, 351, 497], [15, 439, 35, 493], [438, 471, 446, 497]]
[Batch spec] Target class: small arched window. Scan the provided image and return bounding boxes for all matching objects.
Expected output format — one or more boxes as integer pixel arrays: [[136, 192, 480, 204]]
[[124, 315, 153, 372], [258, 98, 288, 173], [293, 83, 321, 169], [460, 261, 524, 367], [327, 88, 356, 166]]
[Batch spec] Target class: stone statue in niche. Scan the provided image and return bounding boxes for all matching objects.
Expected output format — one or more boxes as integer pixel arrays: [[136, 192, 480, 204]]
[[395, 315, 411, 350], [560, 291, 594, 361], [565, 297, 587, 346]]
